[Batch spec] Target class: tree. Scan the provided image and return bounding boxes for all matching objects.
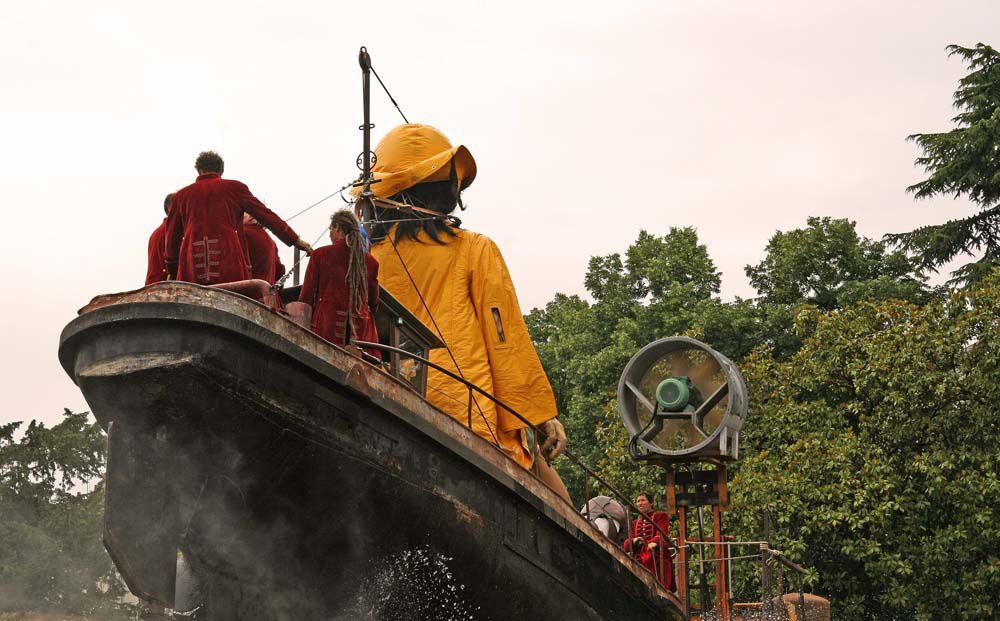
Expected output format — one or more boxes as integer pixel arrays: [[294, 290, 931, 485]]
[[527, 227, 724, 500], [888, 43, 1000, 285], [0, 409, 131, 618], [748, 216, 930, 310], [728, 272, 1000, 620]]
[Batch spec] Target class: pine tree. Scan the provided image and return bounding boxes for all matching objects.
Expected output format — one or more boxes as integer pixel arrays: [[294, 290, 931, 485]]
[[888, 43, 1000, 285]]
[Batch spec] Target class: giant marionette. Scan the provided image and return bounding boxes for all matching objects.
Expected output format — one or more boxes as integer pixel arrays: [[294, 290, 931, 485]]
[[356, 123, 570, 500]]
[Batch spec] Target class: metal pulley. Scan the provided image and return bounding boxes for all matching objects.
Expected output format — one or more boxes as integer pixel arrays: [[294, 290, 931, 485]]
[[617, 337, 747, 463]]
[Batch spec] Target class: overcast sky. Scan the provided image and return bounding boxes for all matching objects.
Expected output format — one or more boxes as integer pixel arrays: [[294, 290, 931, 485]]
[[2, 1, 996, 428]]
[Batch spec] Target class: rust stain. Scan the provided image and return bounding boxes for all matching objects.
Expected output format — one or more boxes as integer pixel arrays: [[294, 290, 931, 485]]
[[344, 363, 371, 397], [451, 498, 485, 528]]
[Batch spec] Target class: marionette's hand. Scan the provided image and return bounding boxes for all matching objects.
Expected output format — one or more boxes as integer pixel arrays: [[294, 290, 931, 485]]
[[294, 238, 314, 255], [632, 537, 644, 548], [648, 541, 658, 550], [538, 418, 568, 461]]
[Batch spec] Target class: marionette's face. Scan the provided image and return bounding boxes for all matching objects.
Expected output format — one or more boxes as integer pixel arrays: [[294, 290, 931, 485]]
[[636, 495, 653, 514]]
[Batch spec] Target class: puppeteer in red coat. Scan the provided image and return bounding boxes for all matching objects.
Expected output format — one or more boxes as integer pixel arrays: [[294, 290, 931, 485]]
[[145, 193, 174, 285], [242, 215, 286, 285], [624, 498, 675, 590], [164, 152, 310, 285], [298, 210, 380, 358]]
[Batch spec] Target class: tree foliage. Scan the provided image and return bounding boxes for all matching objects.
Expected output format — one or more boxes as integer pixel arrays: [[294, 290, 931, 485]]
[[0, 409, 131, 618], [527, 227, 727, 500], [525, 220, 1000, 619], [889, 43, 1000, 284], [729, 274, 1000, 620], [748, 216, 931, 310]]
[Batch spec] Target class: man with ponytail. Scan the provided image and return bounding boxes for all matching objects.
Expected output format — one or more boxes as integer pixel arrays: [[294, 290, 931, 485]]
[[298, 209, 381, 359], [358, 124, 571, 503]]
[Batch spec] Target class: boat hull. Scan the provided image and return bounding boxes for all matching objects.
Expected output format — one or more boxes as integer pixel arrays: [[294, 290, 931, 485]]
[[58, 284, 683, 620]]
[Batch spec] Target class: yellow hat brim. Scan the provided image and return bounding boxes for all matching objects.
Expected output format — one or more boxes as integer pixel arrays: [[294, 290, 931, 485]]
[[352, 144, 476, 199]]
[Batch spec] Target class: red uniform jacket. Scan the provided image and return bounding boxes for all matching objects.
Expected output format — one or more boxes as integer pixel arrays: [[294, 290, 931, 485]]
[[165, 173, 299, 285], [145, 218, 168, 285], [243, 220, 286, 285], [624, 511, 675, 590], [298, 239, 380, 357]]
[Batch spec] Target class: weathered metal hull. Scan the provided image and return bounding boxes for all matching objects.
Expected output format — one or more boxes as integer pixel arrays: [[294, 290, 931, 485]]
[[58, 284, 684, 620]]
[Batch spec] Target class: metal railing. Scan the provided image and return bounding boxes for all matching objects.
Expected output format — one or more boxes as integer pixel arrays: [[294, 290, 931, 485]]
[[352, 340, 816, 620], [351, 339, 679, 587], [686, 540, 809, 619]]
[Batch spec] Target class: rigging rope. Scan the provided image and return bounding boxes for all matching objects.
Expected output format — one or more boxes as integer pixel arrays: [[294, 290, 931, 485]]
[[272, 225, 334, 290], [285, 182, 355, 222], [371, 66, 408, 123]]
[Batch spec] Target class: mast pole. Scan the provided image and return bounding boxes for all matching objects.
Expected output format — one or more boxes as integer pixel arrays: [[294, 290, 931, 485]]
[[358, 46, 374, 224]]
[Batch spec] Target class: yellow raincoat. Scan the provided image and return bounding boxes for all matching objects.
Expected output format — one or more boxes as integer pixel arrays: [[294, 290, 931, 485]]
[[372, 228, 558, 468]]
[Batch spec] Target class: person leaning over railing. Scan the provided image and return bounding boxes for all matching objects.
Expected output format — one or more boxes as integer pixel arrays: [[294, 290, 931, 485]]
[[359, 124, 570, 502]]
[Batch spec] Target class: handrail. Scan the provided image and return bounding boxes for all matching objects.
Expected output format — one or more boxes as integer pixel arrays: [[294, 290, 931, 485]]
[[351, 339, 678, 571], [759, 543, 808, 620]]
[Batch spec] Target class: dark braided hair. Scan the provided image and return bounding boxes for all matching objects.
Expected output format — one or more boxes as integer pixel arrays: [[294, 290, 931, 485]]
[[330, 209, 368, 316], [367, 164, 463, 244]]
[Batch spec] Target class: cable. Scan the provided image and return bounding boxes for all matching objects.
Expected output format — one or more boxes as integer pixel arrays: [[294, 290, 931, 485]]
[[286, 182, 354, 222], [273, 225, 333, 289], [371, 66, 408, 123]]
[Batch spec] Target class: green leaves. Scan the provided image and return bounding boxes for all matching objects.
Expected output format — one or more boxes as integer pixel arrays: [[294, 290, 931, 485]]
[[889, 43, 1000, 285], [0, 410, 130, 618], [731, 273, 1000, 619], [528, 221, 997, 619], [747, 217, 930, 310]]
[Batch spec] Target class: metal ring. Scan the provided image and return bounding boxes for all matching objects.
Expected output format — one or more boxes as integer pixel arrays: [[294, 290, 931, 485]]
[[356, 151, 377, 170]]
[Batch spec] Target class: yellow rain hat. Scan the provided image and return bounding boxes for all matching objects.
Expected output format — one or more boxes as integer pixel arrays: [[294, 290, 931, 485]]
[[352, 124, 477, 199]]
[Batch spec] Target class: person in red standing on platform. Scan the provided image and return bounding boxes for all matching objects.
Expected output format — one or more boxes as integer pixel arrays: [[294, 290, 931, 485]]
[[242, 213, 286, 285], [624, 492, 676, 591], [145, 193, 174, 285], [165, 151, 313, 284], [298, 209, 380, 359]]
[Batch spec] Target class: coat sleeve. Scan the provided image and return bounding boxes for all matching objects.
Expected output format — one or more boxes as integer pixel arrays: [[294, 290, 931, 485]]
[[298, 253, 320, 307], [651, 513, 671, 544], [233, 181, 300, 247], [164, 204, 184, 279], [468, 234, 559, 431], [623, 520, 637, 552], [145, 226, 166, 285]]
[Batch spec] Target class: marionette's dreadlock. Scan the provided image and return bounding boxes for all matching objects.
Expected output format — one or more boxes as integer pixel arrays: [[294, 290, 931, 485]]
[[330, 209, 368, 317]]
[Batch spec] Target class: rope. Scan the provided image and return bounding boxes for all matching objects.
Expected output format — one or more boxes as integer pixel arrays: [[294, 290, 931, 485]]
[[360, 216, 448, 226], [273, 226, 332, 289], [680, 553, 762, 564], [286, 182, 354, 222], [371, 65, 408, 123]]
